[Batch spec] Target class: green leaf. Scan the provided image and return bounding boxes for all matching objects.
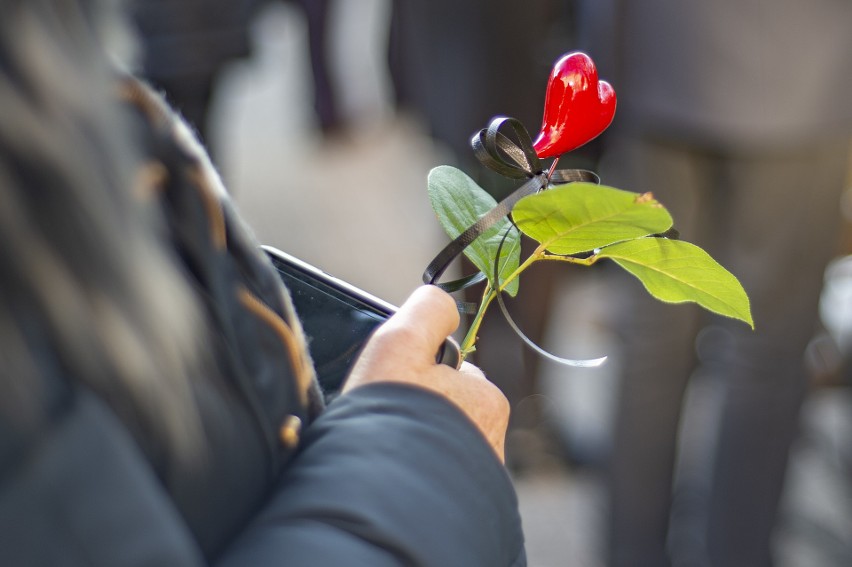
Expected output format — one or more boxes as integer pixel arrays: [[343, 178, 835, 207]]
[[597, 238, 754, 328], [427, 166, 520, 296], [512, 183, 673, 255]]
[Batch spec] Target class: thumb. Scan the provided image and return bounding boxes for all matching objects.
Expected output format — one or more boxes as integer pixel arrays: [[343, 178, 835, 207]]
[[377, 285, 460, 365]]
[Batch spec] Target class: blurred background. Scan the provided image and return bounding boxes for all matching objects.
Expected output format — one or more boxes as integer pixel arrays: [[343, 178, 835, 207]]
[[130, 1, 852, 565]]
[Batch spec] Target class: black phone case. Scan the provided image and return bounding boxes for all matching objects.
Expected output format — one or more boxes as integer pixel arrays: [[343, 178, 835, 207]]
[[264, 246, 393, 396]]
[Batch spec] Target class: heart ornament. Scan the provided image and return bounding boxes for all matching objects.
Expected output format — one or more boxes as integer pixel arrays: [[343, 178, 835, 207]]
[[532, 52, 616, 159]]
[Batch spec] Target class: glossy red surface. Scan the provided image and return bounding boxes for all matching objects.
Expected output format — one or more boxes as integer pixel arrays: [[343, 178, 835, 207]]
[[532, 52, 616, 159]]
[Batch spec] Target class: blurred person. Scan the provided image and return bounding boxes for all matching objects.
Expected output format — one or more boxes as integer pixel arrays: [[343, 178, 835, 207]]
[[289, 0, 342, 136], [387, 0, 563, 164], [576, 1, 852, 565], [0, 2, 525, 566], [131, 0, 260, 151], [132, 0, 341, 157]]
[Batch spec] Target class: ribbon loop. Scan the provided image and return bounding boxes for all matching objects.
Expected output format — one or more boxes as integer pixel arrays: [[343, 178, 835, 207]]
[[550, 168, 599, 185], [472, 116, 542, 180]]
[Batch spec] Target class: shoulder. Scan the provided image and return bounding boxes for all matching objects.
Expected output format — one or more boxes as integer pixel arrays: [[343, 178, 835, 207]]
[[0, 383, 205, 567]]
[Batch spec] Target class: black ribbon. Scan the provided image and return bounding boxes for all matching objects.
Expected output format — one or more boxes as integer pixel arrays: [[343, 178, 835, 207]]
[[422, 116, 598, 309]]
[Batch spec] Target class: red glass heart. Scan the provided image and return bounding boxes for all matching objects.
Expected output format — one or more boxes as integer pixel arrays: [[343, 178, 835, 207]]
[[532, 52, 616, 159]]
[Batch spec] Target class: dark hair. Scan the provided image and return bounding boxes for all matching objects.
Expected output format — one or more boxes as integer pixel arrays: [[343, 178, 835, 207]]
[[0, 0, 204, 456]]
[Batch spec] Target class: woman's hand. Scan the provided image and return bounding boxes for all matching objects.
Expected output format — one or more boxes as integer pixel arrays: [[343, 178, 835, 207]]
[[342, 285, 510, 463]]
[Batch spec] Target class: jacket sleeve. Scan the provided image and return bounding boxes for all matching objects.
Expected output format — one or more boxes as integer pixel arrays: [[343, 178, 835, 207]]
[[215, 382, 527, 567]]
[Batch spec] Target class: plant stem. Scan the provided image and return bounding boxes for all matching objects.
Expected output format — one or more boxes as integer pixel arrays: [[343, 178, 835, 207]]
[[459, 286, 496, 358], [498, 247, 545, 292], [547, 157, 560, 179], [538, 252, 598, 267], [459, 248, 546, 358], [458, 250, 602, 359]]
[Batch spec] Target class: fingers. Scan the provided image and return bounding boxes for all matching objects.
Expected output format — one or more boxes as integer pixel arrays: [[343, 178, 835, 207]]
[[340, 289, 510, 463], [458, 361, 486, 379], [375, 286, 460, 367], [388, 285, 460, 345], [343, 286, 459, 390]]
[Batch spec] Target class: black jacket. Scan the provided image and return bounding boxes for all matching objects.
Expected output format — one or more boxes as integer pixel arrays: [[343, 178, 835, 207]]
[[0, 80, 526, 567]]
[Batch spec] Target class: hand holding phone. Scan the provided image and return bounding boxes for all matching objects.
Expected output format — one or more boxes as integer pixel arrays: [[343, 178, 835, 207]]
[[343, 285, 509, 463], [264, 246, 460, 397]]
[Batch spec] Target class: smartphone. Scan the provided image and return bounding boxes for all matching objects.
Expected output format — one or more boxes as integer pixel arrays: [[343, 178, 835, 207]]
[[263, 246, 460, 397]]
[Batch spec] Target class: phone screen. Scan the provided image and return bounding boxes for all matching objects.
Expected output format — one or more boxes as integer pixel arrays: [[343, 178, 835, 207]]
[[264, 247, 393, 396]]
